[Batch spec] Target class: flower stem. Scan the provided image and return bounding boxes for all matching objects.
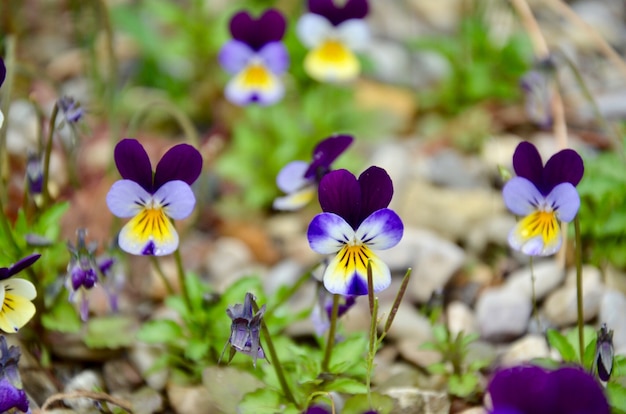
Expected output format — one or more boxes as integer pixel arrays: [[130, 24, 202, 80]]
[[251, 298, 299, 408], [321, 294, 340, 373], [366, 261, 378, 407], [379, 267, 412, 345], [150, 256, 175, 296], [529, 257, 542, 332], [41, 103, 59, 209], [173, 248, 192, 311], [574, 216, 585, 363]]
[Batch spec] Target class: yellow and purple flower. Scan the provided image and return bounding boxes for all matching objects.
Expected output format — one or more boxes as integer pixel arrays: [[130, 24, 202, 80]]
[[307, 166, 403, 295], [0, 254, 40, 333], [106, 139, 202, 256], [274, 134, 353, 211], [502, 141, 583, 256], [297, 0, 370, 82], [488, 365, 609, 414], [219, 9, 289, 106]]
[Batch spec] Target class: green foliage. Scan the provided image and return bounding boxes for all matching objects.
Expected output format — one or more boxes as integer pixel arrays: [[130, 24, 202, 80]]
[[410, 11, 532, 114], [545, 326, 596, 368], [577, 142, 626, 269]]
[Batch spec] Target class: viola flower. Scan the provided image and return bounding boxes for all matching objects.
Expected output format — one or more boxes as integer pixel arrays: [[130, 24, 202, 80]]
[[221, 292, 265, 367], [595, 323, 614, 382], [57, 96, 84, 125], [502, 141, 583, 256], [297, 0, 370, 82], [307, 166, 404, 295], [488, 365, 609, 414], [0, 57, 5, 129], [274, 134, 353, 211], [106, 139, 202, 256], [0, 336, 29, 413], [0, 254, 39, 333], [520, 57, 555, 129], [25, 152, 43, 195], [219, 9, 289, 106]]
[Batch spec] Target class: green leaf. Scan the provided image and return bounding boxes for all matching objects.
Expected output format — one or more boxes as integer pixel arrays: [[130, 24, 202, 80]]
[[324, 377, 367, 394], [427, 362, 449, 375], [239, 388, 295, 414], [583, 337, 598, 371], [565, 325, 596, 362], [343, 392, 394, 414], [607, 382, 626, 413], [546, 329, 577, 362], [137, 319, 183, 345], [329, 334, 368, 373], [41, 299, 82, 334], [432, 324, 449, 344], [84, 316, 136, 349], [448, 372, 479, 398]]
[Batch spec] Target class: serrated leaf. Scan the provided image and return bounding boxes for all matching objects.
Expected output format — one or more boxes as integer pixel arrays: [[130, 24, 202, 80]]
[[137, 319, 183, 345], [546, 329, 577, 362], [84, 316, 136, 348]]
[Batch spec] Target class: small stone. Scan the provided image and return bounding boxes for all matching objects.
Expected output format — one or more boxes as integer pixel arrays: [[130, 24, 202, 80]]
[[475, 286, 532, 341], [427, 149, 491, 189], [458, 408, 487, 414], [447, 301, 478, 337], [63, 370, 104, 412], [103, 358, 143, 392], [505, 260, 565, 301], [129, 343, 169, 391], [501, 334, 550, 366], [167, 382, 216, 414], [201, 366, 264, 413], [599, 289, 626, 355], [385, 387, 450, 414], [543, 266, 604, 327], [398, 339, 442, 368], [115, 387, 163, 414]]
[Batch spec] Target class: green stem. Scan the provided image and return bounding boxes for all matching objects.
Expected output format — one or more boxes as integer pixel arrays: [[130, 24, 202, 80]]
[[366, 261, 377, 406], [379, 268, 412, 345], [251, 298, 299, 408], [41, 103, 59, 209], [321, 294, 340, 373], [0, 196, 21, 256], [529, 257, 541, 332], [574, 216, 585, 363], [173, 248, 192, 311], [150, 256, 175, 296]]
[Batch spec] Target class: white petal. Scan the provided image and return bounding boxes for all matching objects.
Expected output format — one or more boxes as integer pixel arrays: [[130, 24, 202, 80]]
[[297, 13, 334, 48], [336, 19, 370, 51]]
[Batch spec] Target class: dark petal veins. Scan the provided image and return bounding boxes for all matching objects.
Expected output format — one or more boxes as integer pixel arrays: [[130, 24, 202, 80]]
[[308, 0, 368, 26], [345, 276, 368, 295], [7, 254, 41, 278], [512, 141, 544, 188], [358, 166, 393, 222], [543, 148, 584, 191], [305, 134, 354, 180], [0, 58, 5, 88], [230, 9, 286, 51], [318, 169, 361, 229], [154, 143, 203, 189], [114, 139, 154, 192]]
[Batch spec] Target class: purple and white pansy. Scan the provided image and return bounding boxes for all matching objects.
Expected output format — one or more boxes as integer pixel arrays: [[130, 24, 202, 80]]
[[296, 0, 370, 82], [307, 166, 403, 295], [502, 141, 583, 256], [219, 9, 289, 106], [106, 139, 202, 256], [274, 134, 353, 211]]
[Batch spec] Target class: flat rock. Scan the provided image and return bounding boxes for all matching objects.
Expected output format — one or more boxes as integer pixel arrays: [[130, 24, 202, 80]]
[[385, 387, 450, 414], [475, 286, 532, 341], [447, 301, 478, 337], [504, 260, 565, 301], [599, 289, 626, 355], [501, 334, 550, 366]]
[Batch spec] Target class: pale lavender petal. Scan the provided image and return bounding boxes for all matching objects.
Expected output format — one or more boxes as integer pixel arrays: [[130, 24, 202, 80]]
[[258, 42, 289, 74], [546, 182, 580, 222], [356, 208, 403, 250], [502, 177, 543, 216], [308, 213, 354, 254], [276, 161, 310, 193], [297, 13, 334, 48], [219, 40, 254, 74], [106, 180, 151, 218], [336, 19, 370, 51], [154, 180, 196, 220]]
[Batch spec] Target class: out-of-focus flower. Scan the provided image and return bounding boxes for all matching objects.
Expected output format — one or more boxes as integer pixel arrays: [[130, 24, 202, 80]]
[[0, 57, 5, 129], [106, 139, 202, 256], [595, 323, 614, 382], [274, 134, 353, 211], [488, 365, 609, 414], [219, 9, 289, 106], [311, 289, 356, 336], [57, 96, 84, 125], [520, 57, 555, 128], [0, 255, 39, 333], [0, 336, 29, 413], [502, 141, 583, 256], [297, 0, 369, 82], [25, 152, 43, 195], [66, 229, 121, 321], [221, 292, 265, 367], [307, 166, 403, 295]]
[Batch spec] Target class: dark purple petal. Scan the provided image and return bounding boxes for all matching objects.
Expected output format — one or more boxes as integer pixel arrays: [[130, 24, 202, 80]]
[[304, 134, 353, 180], [489, 365, 554, 414], [345, 276, 368, 295], [543, 149, 584, 191], [0, 58, 5, 88], [318, 169, 361, 228], [114, 139, 154, 192], [0, 378, 29, 413], [5, 254, 41, 279], [308, 0, 369, 26], [358, 166, 393, 221], [512, 141, 543, 188], [230, 9, 286, 51], [304, 405, 332, 414], [153, 144, 202, 189], [550, 367, 610, 413]]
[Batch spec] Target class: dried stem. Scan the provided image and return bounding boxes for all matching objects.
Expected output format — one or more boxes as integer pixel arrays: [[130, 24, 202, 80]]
[[39, 390, 133, 413]]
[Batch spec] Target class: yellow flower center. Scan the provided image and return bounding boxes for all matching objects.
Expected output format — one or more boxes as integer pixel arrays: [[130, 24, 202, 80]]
[[241, 63, 271, 88], [519, 210, 559, 244], [317, 39, 352, 64], [133, 207, 170, 241]]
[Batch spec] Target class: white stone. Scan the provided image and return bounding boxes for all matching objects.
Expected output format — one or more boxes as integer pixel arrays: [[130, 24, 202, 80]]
[[476, 286, 532, 341], [447, 301, 478, 337], [599, 289, 626, 355], [505, 260, 566, 301], [501, 334, 550, 366]]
